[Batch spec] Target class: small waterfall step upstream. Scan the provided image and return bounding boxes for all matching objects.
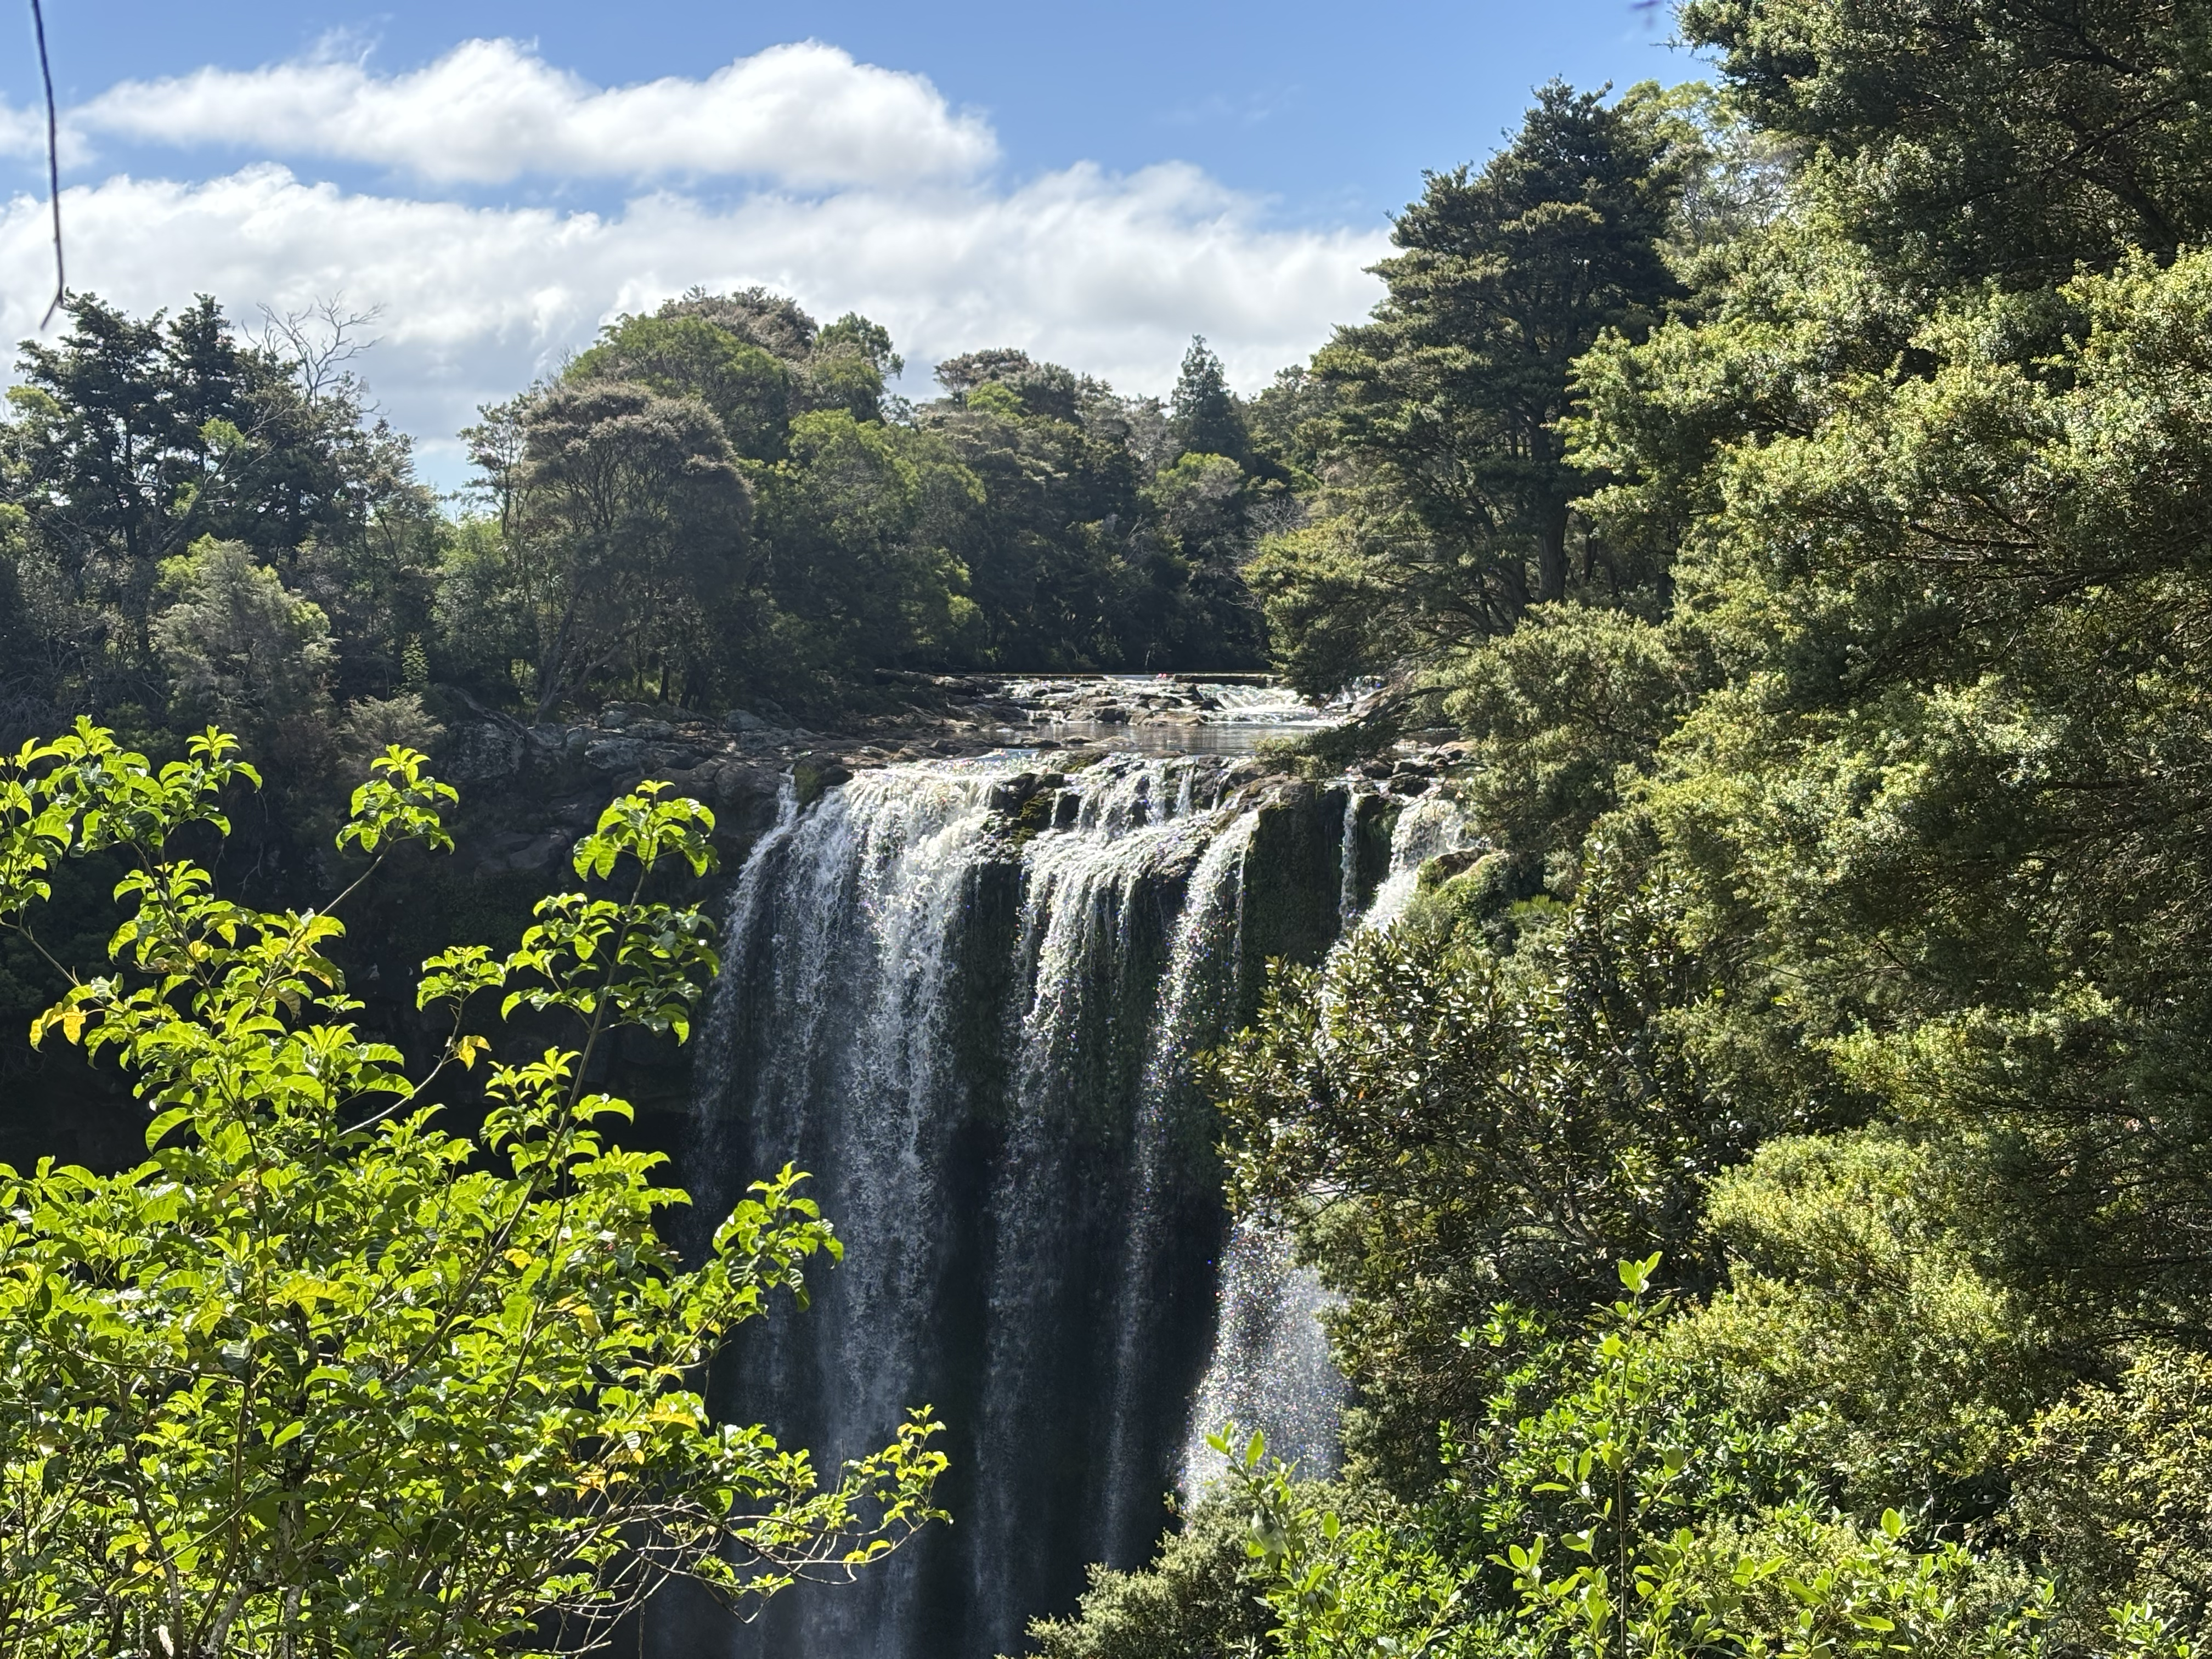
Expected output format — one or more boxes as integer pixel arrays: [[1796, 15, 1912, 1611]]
[[662, 751, 1455, 1659]]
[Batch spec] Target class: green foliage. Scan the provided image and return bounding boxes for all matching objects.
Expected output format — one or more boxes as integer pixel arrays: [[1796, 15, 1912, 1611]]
[[1663, 1132, 2056, 1520], [749, 410, 983, 689], [1215, 855, 1734, 1487], [569, 313, 794, 459], [332, 691, 442, 777], [1020, 1494, 1277, 1659], [431, 296, 1279, 713], [496, 379, 753, 718], [2013, 1345, 2212, 1655], [5, 285, 1280, 748], [1680, 0, 2212, 287], [0, 725, 944, 1655], [1173, 337, 1254, 467], [1109, 25, 2212, 1659], [1209, 1273, 2062, 1659], [1442, 606, 1701, 859], [1610, 243, 2212, 1337], [1218, 1429, 1469, 1659]]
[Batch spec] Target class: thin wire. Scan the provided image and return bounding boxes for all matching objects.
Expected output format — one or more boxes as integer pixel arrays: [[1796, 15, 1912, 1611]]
[[30, 0, 63, 328]]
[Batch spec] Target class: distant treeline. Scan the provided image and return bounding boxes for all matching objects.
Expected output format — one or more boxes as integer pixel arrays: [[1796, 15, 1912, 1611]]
[[0, 287, 1291, 760], [0, 76, 1740, 755]]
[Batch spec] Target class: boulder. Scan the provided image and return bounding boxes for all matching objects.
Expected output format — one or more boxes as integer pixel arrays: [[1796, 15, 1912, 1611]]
[[711, 763, 787, 839], [447, 721, 527, 781], [986, 772, 1041, 814], [792, 757, 854, 806], [583, 736, 651, 774]]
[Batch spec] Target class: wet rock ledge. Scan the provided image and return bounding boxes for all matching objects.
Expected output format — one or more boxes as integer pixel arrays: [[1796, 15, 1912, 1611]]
[[431, 675, 1466, 892]]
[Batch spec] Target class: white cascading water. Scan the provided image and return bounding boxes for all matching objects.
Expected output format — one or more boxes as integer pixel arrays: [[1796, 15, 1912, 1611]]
[[1188, 681, 1318, 723], [1176, 785, 1468, 1499], [680, 752, 1464, 1659], [687, 753, 1272, 1659], [1361, 791, 1469, 934], [1176, 1223, 1347, 1487], [963, 764, 1229, 1634], [1098, 810, 1261, 1553], [1337, 785, 1364, 929]]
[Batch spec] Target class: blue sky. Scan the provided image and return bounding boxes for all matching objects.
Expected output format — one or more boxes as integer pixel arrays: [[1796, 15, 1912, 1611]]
[[2, 1, 1692, 478]]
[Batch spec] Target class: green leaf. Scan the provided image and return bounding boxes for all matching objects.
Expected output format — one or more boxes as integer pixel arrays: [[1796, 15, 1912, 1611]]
[[145, 1106, 192, 1150]]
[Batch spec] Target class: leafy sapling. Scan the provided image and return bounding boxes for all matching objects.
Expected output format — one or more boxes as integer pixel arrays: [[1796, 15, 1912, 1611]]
[[0, 723, 944, 1659]]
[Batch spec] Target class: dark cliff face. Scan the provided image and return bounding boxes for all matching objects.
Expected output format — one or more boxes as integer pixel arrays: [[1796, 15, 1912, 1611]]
[[0, 713, 795, 1178]]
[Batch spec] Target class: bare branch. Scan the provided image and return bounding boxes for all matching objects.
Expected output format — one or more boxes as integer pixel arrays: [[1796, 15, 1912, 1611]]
[[249, 295, 385, 405], [30, 0, 62, 329]]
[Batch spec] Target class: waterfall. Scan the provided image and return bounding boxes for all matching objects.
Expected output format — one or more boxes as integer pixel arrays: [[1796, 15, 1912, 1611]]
[[1176, 786, 1468, 1500], [683, 753, 1274, 1659], [1361, 792, 1467, 935], [675, 753, 1464, 1659], [1338, 785, 1364, 929], [1176, 1224, 1346, 1487], [1099, 810, 1261, 1553]]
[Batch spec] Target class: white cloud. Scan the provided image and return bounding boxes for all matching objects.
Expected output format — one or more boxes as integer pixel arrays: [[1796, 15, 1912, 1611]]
[[71, 39, 999, 188], [0, 163, 1384, 482], [0, 101, 40, 160]]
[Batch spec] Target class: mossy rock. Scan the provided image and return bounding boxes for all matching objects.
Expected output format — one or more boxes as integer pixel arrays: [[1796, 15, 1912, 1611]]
[[791, 757, 853, 807], [1237, 783, 1342, 1013]]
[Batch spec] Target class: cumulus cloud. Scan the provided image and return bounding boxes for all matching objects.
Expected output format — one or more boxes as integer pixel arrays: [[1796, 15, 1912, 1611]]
[[0, 163, 1384, 478], [72, 39, 999, 188], [0, 101, 39, 161]]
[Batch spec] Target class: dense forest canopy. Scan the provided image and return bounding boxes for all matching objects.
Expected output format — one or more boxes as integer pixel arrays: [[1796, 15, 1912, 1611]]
[[10, 0, 2212, 1651], [1039, 3, 2212, 1656], [0, 284, 1284, 756]]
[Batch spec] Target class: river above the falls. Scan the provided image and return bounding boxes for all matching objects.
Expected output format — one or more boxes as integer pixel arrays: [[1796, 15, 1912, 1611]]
[[1004, 675, 1336, 756]]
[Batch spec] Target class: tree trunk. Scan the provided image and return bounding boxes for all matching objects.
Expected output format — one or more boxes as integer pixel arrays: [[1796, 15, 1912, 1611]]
[[1536, 500, 1570, 605]]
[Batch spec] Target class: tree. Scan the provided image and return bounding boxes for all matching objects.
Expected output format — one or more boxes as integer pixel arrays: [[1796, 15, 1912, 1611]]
[[1681, 0, 2212, 289], [1618, 246, 2212, 1341], [1144, 452, 1267, 667], [1442, 603, 1702, 861], [4, 297, 262, 682], [1214, 855, 1737, 1486], [3, 295, 442, 715], [1169, 337, 1250, 466], [504, 381, 753, 718], [1213, 1266, 2065, 1659], [747, 411, 982, 689], [1262, 80, 1683, 691], [1021, 1497, 1275, 1659], [568, 315, 793, 461], [915, 360, 1152, 670], [0, 725, 945, 1655], [150, 538, 336, 759]]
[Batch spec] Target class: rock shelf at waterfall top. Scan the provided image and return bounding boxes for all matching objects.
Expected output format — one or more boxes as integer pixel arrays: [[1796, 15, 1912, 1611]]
[[434, 673, 1470, 888]]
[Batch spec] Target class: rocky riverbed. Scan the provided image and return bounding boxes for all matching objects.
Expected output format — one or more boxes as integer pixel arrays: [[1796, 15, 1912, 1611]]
[[434, 673, 1466, 885]]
